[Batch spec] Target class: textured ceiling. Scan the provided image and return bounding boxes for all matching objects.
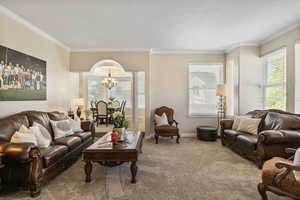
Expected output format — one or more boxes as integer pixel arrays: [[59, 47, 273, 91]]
[[1, 0, 300, 51]]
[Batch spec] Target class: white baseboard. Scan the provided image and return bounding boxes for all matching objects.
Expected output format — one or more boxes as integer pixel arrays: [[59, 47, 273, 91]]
[[146, 132, 195, 139]]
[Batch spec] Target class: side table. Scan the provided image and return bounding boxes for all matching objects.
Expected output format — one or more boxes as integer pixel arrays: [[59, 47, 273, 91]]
[[196, 126, 217, 141], [0, 153, 5, 191]]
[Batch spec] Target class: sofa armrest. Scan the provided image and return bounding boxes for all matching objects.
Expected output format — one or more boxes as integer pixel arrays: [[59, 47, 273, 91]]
[[258, 130, 300, 144], [81, 120, 95, 140], [3, 142, 40, 163], [220, 119, 234, 129]]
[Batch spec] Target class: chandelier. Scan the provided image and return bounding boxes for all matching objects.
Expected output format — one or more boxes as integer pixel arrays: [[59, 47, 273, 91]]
[[101, 72, 117, 90]]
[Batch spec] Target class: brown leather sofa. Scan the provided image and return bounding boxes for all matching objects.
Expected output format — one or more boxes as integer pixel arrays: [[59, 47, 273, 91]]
[[220, 109, 300, 168], [0, 111, 95, 197]]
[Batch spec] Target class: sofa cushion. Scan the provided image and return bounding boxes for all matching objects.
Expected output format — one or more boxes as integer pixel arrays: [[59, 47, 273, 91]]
[[40, 145, 68, 168], [54, 136, 81, 151], [0, 113, 29, 142], [74, 131, 92, 142], [26, 111, 53, 137], [223, 129, 243, 141], [262, 112, 300, 131], [155, 125, 178, 135], [262, 157, 300, 196], [236, 133, 258, 152]]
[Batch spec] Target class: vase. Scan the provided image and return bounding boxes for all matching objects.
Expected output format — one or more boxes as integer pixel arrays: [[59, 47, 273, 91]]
[[114, 127, 126, 138]]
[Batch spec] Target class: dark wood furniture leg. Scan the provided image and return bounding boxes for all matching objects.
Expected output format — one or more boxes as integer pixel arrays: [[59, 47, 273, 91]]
[[155, 135, 158, 144], [176, 134, 180, 144], [130, 161, 137, 183], [258, 183, 268, 200], [29, 149, 42, 197], [85, 160, 93, 183]]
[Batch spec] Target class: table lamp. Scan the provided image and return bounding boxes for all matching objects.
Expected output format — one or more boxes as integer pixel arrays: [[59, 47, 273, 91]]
[[72, 98, 85, 118]]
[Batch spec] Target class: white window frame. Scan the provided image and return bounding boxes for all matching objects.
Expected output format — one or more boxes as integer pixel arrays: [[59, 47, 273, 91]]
[[262, 48, 287, 110], [295, 41, 300, 113], [188, 63, 224, 117]]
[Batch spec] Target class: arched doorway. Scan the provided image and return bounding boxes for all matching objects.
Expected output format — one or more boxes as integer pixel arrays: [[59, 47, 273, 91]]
[[84, 60, 145, 132]]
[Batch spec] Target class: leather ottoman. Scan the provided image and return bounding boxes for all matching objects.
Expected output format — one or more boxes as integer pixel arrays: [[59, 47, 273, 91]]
[[197, 126, 217, 141]]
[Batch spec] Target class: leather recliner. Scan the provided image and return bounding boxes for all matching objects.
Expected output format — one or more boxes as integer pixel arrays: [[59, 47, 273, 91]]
[[220, 109, 300, 168], [0, 111, 95, 197]]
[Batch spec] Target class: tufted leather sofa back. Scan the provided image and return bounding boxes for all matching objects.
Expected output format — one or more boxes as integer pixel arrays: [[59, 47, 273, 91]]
[[0, 111, 56, 142]]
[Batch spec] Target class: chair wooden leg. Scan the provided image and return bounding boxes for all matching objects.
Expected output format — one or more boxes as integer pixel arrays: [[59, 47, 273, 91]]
[[176, 134, 180, 144], [256, 157, 264, 169], [155, 135, 158, 144], [258, 183, 268, 200]]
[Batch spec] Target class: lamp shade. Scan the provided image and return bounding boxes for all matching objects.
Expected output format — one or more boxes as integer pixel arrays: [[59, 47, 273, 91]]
[[72, 98, 85, 106], [216, 84, 225, 96]]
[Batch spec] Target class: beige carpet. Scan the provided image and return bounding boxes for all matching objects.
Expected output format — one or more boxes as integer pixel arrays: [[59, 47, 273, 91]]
[[0, 138, 289, 200]]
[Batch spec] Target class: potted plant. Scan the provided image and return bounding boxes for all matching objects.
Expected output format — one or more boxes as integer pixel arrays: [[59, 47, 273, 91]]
[[112, 111, 129, 136], [84, 109, 92, 120]]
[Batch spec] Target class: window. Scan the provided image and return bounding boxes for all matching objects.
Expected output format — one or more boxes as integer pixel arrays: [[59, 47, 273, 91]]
[[295, 42, 300, 113], [188, 64, 223, 116], [262, 48, 286, 110]]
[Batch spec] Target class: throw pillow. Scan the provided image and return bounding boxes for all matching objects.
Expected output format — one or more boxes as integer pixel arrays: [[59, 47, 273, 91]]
[[10, 125, 38, 145], [30, 126, 51, 148], [33, 122, 52, 140], [154, 113, 169, 126], [68, 116, 83, 132], [294, 148, 300, 181], [237, 118, 262, 135], [50, 120, 73, 139], [232, 116, 250, 130]]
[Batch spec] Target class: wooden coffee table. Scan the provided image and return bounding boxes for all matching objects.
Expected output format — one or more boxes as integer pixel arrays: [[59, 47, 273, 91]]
[[83, 131, 144, 183]]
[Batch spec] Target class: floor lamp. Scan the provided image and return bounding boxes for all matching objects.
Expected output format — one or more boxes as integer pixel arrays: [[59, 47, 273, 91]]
[[216, 84, 226, 131]]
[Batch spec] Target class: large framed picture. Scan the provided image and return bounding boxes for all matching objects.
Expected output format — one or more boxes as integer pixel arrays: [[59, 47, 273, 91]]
[[0, 45, 47, 101]]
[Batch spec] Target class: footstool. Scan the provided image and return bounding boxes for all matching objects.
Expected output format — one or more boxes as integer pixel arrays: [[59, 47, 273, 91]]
[[196, 126, 217, 141]]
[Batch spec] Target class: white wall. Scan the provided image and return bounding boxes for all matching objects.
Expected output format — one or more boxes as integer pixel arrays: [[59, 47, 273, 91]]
[[150, 53, 225, 134], [0, 12, 79, 117], [239, 46, 263, 114], [225, 46, 263, 115], [295, 42, 300, 113]]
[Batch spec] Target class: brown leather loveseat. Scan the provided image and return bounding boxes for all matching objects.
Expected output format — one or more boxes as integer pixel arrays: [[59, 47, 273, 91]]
[[220, 109, 300, 168], [0, 111, 95, 197]]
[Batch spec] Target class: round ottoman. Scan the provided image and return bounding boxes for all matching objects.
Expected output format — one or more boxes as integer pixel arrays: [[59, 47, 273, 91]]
[[196, 126, 217, 141]]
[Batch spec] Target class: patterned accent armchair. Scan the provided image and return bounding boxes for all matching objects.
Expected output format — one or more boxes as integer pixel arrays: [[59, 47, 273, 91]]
[[258, 148, 300, 200], [154, 106, 180, 144]]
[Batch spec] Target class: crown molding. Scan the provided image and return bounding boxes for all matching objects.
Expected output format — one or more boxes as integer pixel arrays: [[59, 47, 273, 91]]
[[260, 22, 300, 45], [225, 43, 259, 53], [71, 48, 149, 52], [0, 4, 70, 52], [150, 49, 225, 55]]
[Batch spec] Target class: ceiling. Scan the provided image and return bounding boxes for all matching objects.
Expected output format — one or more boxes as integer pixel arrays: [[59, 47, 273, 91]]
[[1, 0, 300, 52]]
